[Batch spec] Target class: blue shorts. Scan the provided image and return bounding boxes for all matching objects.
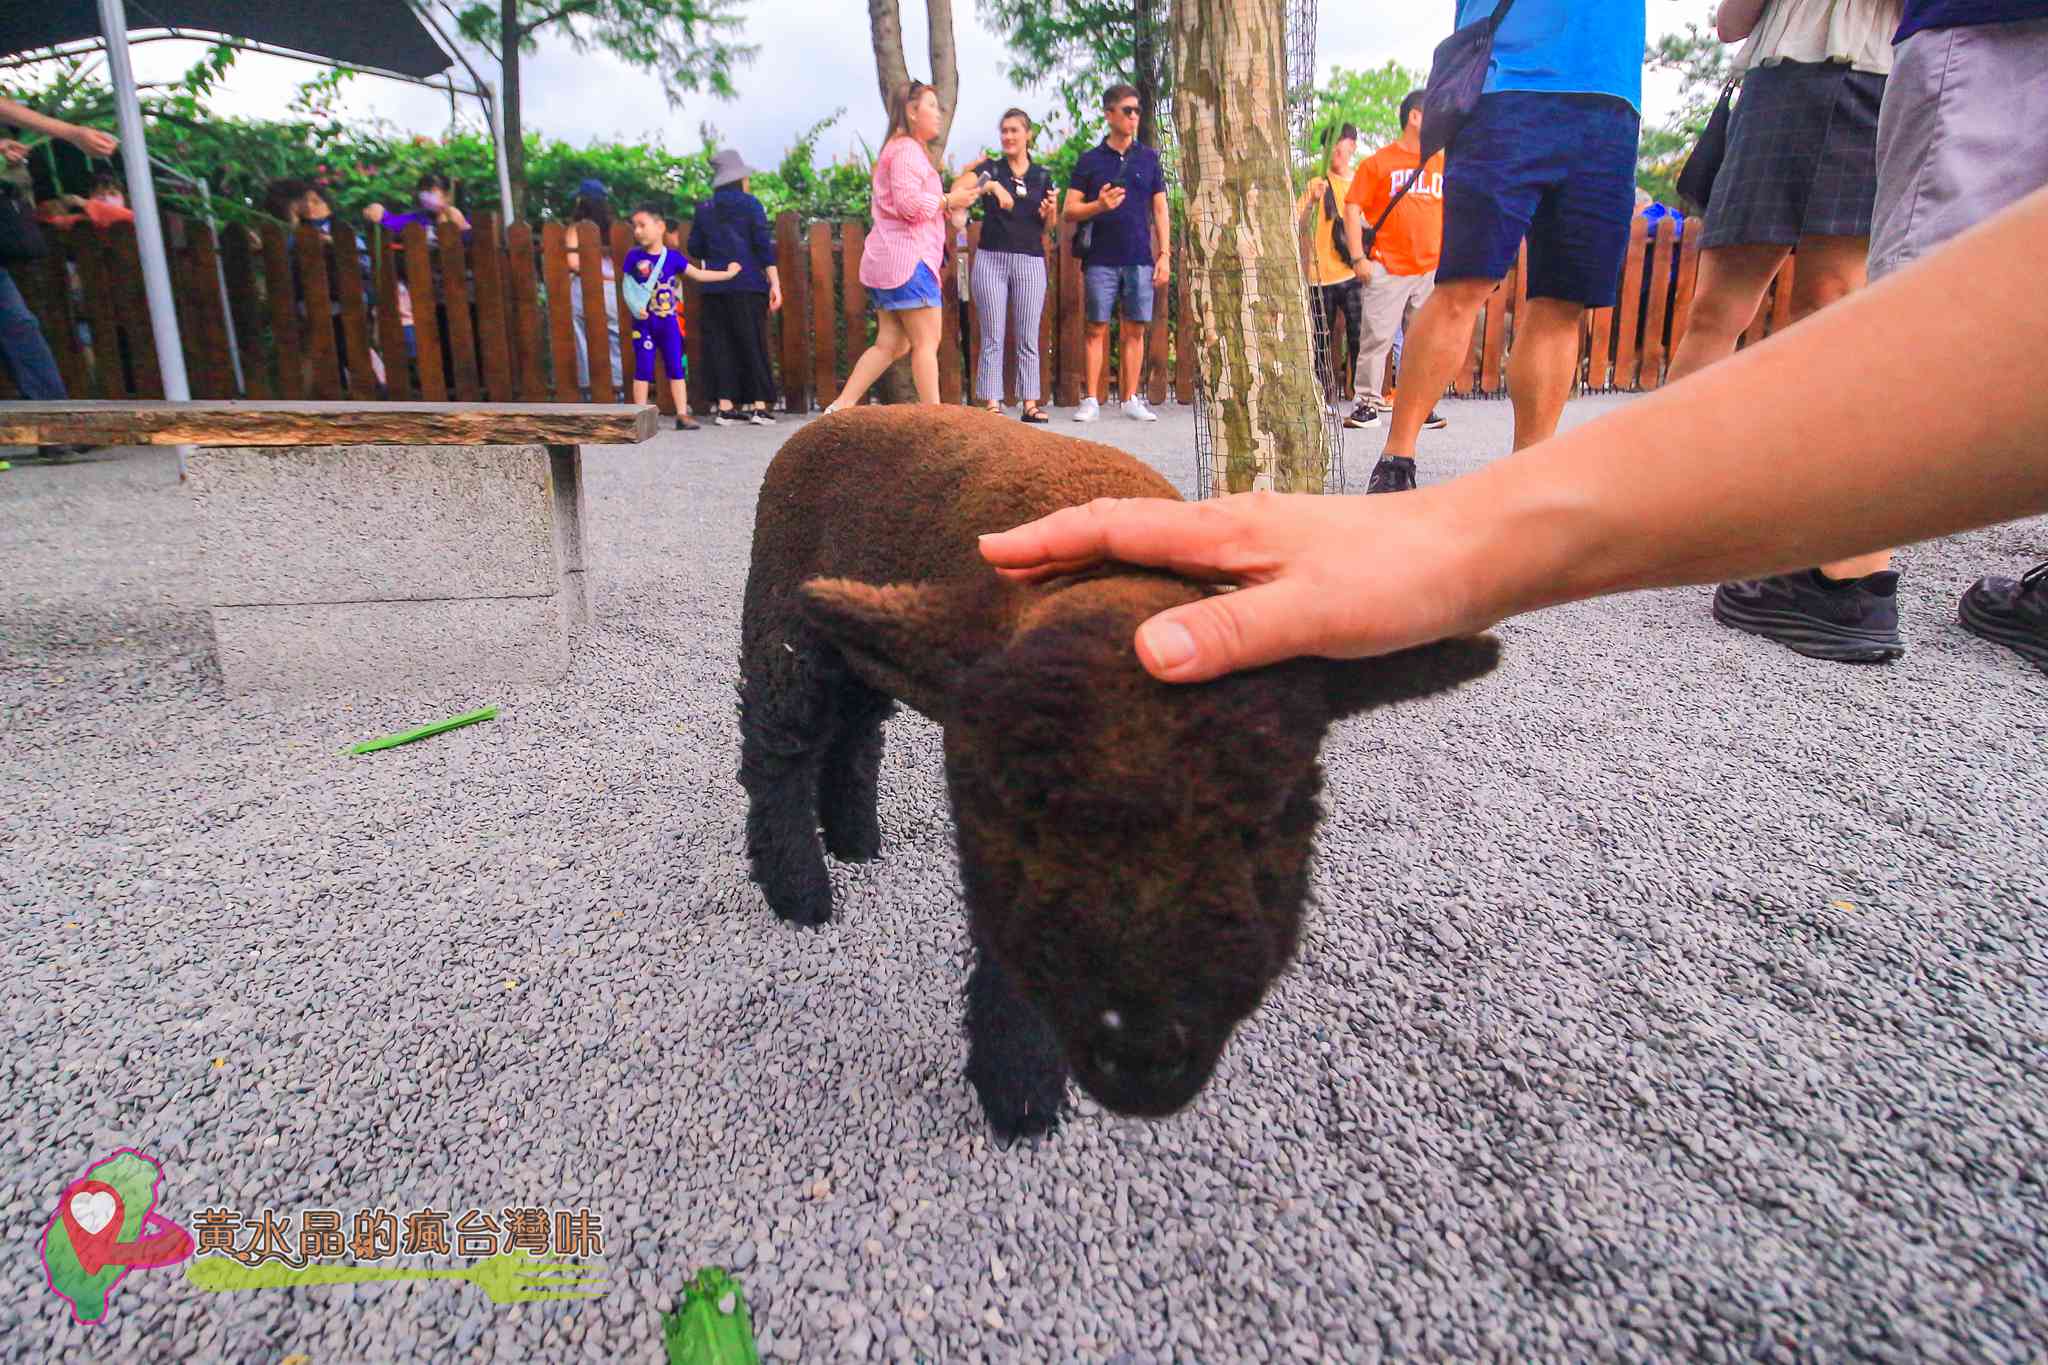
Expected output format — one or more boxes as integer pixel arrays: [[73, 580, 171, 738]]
[[632, 314, 686, 383], [1083, 264, 1155, 324], [871, 261, 941, 311], [1439, 92, 1641, 308]]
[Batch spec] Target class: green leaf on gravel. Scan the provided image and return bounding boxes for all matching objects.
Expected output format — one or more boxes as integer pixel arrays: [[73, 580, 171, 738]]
[[663, 1266, 760, 1365]]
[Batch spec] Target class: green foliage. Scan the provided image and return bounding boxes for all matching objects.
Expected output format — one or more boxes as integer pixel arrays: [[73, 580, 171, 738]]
[[1639, 7, 1738, 206], [452, 0, 757, 104], [977, 0, 1169, 137], [1299, 61, 1424, 169], [4, 45, 1398, 232]]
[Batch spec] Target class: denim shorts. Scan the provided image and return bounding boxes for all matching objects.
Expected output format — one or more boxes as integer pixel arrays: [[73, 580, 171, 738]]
[[1439, 92, 1641, 308], [1083, 263, 1155, 324], [870, 261, 941, 311]]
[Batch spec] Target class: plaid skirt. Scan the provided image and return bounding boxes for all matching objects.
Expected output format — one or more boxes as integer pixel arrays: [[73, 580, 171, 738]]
[[1703, 59, 1886, 249]]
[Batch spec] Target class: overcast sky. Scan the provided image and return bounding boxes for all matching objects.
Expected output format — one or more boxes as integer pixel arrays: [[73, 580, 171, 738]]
[[107, 2, 1707, 170]]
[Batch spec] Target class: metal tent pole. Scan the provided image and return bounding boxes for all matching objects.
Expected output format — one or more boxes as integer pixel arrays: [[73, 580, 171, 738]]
[[95, 0, 190, 406], [484, 81, 514, 220]]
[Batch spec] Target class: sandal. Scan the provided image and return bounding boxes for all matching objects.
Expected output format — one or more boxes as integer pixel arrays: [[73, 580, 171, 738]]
[[1020, 406, 1050, 424]]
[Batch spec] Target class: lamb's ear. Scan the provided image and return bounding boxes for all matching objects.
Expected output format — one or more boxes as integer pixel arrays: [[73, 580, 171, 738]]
[[797, 578, 1002, 720], [1321, 634, 1502, 721]]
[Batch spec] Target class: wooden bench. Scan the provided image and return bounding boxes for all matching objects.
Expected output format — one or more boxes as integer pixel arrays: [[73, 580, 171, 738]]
[[0, 401, 658, 696]]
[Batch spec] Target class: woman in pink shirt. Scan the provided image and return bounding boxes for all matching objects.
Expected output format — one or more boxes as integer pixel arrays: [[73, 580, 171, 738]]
[[825, 81, 981, 409]]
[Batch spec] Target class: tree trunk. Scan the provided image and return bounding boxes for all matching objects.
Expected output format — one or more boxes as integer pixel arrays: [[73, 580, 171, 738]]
[[1134, 0, 1162, 149], [927, 0, 959, 155], [501, 0, 526, 220], [1171, 0, 1329, 494], [868, 0, 959, 166]]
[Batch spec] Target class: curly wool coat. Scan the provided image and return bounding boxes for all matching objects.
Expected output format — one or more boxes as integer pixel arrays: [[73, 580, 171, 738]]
[[738, 406, 1498, 1139]]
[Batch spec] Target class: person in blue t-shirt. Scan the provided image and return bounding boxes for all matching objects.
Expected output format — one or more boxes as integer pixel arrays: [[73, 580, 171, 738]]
[[1368, 0, 1646, 496], [621, 205, 740, 432], [1063, 83, 1170, 424]]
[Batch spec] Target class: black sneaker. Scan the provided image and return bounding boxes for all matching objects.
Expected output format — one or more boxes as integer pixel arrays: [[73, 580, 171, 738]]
[[1423, 410, 1449, 430], [1365, 455, 1416, 495], [1959, 561, 2048, 672], [714, 412, 740, 427], [748, 410, 774, 426], [1712, 570, 1905, 662], [1343, 401, 1380, 430]]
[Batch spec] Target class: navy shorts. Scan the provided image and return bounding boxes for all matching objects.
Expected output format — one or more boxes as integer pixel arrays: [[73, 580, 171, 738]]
[[632, 314, 685, 383], [1439, 92, 1641, 308]]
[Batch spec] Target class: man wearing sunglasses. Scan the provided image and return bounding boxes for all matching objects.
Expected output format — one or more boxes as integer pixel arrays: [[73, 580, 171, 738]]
[[1065, 85, 1170, 423]]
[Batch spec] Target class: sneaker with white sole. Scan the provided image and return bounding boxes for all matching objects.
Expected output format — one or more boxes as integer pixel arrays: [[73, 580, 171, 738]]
[[714, 412, 740, 427], [1073, 397, 1100, 422], [1123, 396, 1158, 422], [1343, 401, 1379, 430], [748, 411, 774, 426]]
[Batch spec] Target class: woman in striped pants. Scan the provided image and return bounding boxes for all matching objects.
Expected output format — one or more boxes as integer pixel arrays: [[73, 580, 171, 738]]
[[957, 110, 1058, 422]]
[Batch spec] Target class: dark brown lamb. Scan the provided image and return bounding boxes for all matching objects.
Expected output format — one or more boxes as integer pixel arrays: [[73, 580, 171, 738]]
[[738, 406, 1498, 1140]]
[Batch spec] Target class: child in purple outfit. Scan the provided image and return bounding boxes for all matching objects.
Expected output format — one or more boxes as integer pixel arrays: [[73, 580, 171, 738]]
[[623, 205, 739, 430]]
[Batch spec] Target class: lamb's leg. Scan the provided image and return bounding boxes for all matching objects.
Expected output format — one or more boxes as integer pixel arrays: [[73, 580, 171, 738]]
[[738, 645, 834, 928], [819, 679, 892, 863], [965, 943, 1068, 1140]]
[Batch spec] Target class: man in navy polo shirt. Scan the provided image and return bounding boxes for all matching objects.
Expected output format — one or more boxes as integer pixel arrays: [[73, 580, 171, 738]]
[[1064, 84, 1170, 423], [1368, 0, 1645, 494]]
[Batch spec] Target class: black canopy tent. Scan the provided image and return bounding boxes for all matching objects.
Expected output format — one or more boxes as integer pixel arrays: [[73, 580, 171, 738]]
[[0, 2, 458, 81], [1, 0, 510, 409]]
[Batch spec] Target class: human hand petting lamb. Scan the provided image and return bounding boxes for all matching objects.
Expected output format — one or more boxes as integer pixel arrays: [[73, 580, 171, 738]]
[[738, 408, 1500, 1141]]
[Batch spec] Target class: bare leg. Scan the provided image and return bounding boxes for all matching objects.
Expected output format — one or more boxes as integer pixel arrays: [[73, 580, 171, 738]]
[[631, 378, 650, 406], [1785, 236, 1888, 578], [1084, 321, 1110, 401], [901, 306, 943, 403], [834, 310, 912, 408], [669, 377, 690, 417], [1664, 243, 1791, 386], [1507, 297, 1591, 452], [1119, 319, 1148, 402], [1382, 278, 1495, 458]]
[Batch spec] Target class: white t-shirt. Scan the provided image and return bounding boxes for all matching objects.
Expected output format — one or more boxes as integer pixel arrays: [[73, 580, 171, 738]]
[[1735, 0, 1906, 75]]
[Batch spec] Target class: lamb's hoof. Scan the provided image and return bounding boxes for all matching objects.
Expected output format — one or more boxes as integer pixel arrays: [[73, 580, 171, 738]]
[[823, 818, 881, 864], [758, 861, 833, 928], [970, 1070, 1068, 1142]]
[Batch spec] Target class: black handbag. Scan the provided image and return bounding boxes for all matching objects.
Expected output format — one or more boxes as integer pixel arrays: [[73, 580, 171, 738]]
[[1323, 181, 1354, 266], [0, 185, 49, 265], [1361, 0, 1516, 258], [1676, 82, 1736, 213]]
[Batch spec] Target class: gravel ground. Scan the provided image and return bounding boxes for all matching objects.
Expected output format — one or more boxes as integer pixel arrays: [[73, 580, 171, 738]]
[[4, 396, 2045, 1364]]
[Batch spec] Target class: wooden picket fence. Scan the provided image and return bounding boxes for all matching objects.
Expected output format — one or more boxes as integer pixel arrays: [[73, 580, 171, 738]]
[[4, 208, 1794, 410]]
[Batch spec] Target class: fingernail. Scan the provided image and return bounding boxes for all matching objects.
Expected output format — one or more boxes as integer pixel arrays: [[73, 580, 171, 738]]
[[1140, 620, 1196, 672]]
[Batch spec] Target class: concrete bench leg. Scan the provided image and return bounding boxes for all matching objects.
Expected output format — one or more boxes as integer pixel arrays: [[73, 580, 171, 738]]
[[188, 443, 584, 696], [549, 443, 590, 630]]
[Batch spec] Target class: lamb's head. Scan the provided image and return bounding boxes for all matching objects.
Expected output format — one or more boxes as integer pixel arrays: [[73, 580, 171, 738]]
[[799, 572, 1499, 1119]]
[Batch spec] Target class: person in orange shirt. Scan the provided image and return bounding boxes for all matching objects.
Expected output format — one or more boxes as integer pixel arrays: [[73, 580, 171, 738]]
[[35, 174, 136, 230], [1343, 90, 1447, 440]]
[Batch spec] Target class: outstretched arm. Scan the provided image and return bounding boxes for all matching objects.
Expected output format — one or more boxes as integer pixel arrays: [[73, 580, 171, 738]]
[[981, 184, 2048, 681], [0, 97, 117, 156]]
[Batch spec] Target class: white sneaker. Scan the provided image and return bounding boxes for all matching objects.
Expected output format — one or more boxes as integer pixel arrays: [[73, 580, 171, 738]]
[[1073, 397, 1100, 422], [1123, 396, 1158, 422]]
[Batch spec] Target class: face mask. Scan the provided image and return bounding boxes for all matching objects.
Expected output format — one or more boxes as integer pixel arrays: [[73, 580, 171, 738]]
[[418, 190, 445, 211]]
